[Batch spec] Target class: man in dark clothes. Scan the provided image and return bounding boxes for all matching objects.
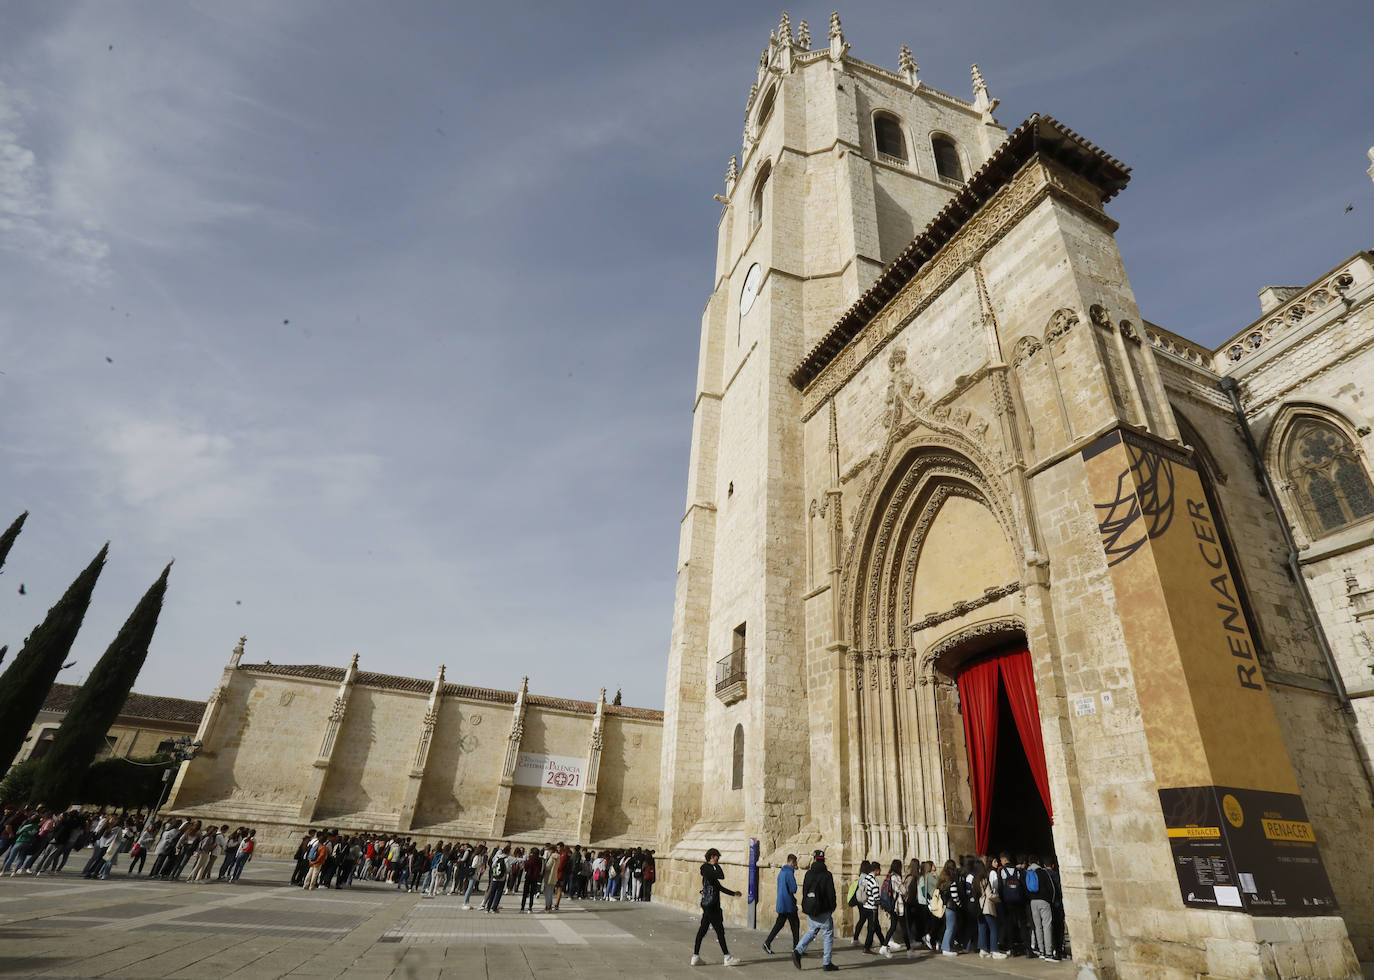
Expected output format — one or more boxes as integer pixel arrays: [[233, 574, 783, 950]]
[[793, 849, 839, 972]]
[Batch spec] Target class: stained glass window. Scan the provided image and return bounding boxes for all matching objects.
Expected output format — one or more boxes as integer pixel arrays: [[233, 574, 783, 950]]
[[1283, 417, 1374, 536]]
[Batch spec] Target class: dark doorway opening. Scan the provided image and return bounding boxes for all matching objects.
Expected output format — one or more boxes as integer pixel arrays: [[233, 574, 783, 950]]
[[985, 684, 1054, 858]]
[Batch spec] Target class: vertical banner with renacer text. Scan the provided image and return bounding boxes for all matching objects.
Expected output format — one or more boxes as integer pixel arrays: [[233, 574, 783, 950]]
[[1083, 430, 1336, 915]]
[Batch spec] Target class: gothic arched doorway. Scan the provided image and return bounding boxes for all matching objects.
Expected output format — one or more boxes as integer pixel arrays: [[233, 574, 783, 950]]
[[954, 645, 1054, 858]]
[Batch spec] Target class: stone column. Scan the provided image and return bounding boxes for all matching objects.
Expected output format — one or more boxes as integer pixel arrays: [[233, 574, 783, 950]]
[[490, 676, 528, 837], [298, 653, 358, 823], [398, 665, 445, 831], [166, 636, 245, 811], [576, 689, 607, 844]]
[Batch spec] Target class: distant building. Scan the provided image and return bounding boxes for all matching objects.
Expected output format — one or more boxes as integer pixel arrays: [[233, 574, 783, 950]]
[[164, 639, 663, 856], [16, 683, 205, 765], [659, 13, 1374, 978]]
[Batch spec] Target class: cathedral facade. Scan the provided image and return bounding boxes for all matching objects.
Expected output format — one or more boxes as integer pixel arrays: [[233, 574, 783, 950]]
[[659, 14, 1374, 978]]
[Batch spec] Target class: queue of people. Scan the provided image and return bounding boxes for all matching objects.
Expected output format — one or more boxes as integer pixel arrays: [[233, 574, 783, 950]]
[[0, 805, 257, 882], [696, 848, 1068, 969], [283, 828, 657, 912]]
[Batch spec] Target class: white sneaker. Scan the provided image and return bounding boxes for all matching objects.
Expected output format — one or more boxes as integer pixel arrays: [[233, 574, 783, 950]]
[[879, 946, 893, 959], [690, 955, 702, 966], [462, 904, 472, 910], [942, 950, 958, 957], [980, 949, 989, 958], [992, 951, 1009, 959], [887, 942, 904, 952], [723, 955, 740, 967]]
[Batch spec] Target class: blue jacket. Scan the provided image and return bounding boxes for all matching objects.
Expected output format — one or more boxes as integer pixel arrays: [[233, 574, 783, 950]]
[[776, 864, 798, 913]]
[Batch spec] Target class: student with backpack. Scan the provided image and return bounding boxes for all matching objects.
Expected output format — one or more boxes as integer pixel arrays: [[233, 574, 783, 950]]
[[691, 848, 740, 966], [1025, 855, 1059, 961], [851, 860, 888, 957], [997, 854, 1028, 955], [482, 843, 509, 912]]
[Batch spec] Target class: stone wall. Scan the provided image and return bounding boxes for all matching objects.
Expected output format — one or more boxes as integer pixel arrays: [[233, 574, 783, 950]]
[[167, 654, 662, 857]]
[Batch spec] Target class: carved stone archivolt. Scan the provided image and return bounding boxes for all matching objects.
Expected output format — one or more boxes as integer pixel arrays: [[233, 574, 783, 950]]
[[1046, 307, 1078, 345], [842, 429, 1022, 652], [1011, 336, 1042, 368], [920, 615, 1026, 677]]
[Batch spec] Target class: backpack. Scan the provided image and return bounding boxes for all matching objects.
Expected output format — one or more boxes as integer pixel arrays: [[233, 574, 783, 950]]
[[1025, 868, 1041, 897], [928, 886, 945, 918], [879, 875, 895, 912], [846, 879, 860, 908], [1001, 867, 1023, 904], [700, 881, 717, 907], [307, 843, 321, 863]]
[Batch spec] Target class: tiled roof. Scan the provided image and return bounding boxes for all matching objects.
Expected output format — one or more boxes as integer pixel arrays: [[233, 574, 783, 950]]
[[238, 663, 664, 721], [789, 114, 1132, 391], [41, 683, 206, 725]]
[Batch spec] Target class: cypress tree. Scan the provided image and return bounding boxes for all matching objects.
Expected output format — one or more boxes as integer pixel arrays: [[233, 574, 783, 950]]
[[0, 544, 108, 771], [0, 511, 26, 572], [32, 563, 172, 807]]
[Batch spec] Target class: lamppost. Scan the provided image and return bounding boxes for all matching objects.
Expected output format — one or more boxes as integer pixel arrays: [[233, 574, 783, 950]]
[[145, 736, 200, 831]]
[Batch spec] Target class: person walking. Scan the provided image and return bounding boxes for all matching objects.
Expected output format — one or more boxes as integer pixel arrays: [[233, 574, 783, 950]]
[[854, 860, 888, 956], [691, 848, 740, 967], [792, 849, 838, 972], [763, 854, 800, 956], [878, 858, 907, 954]]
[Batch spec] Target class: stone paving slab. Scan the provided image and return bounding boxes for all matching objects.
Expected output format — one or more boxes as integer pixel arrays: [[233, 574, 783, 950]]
[[0, 859, 1083, 978]]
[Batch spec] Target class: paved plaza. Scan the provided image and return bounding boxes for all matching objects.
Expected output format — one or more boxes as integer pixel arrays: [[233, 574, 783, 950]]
[[0, 860, 1077, 979]]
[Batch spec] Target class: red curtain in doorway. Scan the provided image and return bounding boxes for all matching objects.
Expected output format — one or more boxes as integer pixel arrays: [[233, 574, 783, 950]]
[[957, 657, 1000, 855], [1000, 647, 1054, 824]]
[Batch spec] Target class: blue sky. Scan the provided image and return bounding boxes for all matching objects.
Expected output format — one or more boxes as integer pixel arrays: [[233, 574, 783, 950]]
[[0, 1, 1370, 711]]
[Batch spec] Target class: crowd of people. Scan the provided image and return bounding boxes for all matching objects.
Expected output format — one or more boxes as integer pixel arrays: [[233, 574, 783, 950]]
[[698, 848, 1069, 970], [284, 828, 657, 912], [0, 804, 258, 882]]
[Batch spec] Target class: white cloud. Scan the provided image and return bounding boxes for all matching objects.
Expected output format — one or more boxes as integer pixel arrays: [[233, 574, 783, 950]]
[[95, 412, 382, 534], [0, 83, 110, 283]]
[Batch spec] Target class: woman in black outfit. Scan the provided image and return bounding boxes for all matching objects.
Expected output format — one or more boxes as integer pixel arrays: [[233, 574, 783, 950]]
[[692, 848, 741, 966]]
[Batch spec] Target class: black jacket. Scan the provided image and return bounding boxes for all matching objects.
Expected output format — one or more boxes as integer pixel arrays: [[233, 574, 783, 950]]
[[800, 860, 837, 916], [700, 862, 738, 908]]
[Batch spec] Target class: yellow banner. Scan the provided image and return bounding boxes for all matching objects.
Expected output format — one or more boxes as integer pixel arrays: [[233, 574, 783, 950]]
[[1082, 432, 1298, 794]]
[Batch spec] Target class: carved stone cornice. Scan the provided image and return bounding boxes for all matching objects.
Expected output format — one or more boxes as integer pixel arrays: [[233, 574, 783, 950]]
[[799, 155, 1117, 421], [908, 581, 1021, 636]]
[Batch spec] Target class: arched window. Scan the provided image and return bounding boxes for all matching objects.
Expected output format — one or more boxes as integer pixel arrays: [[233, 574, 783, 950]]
[[731, 724, 744, 790], [874, 112, 906, 161], [756, 86, 777, 132], [750, 163, 771, 231], [932, 135, 963, 183], [1282, 416, 1374, 536]]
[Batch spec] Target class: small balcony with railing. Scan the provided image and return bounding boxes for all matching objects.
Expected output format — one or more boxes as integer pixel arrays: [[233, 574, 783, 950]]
[[715, 649, 747, 705]]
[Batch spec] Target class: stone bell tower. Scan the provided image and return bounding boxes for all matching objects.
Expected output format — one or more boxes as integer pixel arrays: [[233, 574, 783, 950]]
[[658, 10, 1007, 906]]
